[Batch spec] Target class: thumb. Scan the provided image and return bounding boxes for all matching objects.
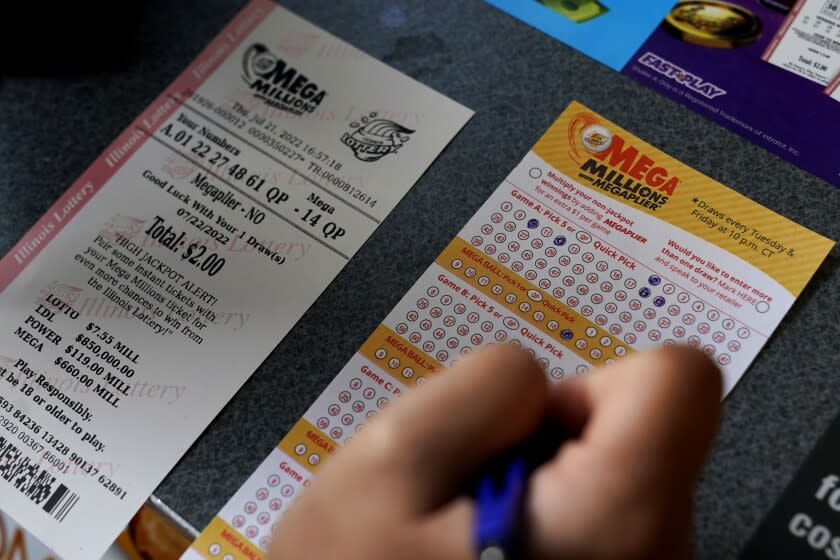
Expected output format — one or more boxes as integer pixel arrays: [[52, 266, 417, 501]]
[[335, 343, 548, 515]]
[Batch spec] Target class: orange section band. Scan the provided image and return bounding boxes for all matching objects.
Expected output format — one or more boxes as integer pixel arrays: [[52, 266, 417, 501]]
[[277, 418, 339, 474], [190, 516, 262, 560], [358, 324, 443, 387], [435, 236, 628, 366]]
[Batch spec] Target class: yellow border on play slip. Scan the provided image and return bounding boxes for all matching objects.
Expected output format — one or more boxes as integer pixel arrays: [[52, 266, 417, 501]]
[[534, 101, 834, 297]]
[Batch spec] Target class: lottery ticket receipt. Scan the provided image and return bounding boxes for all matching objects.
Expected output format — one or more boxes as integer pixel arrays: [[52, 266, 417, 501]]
[[0, 1, 472, 558]]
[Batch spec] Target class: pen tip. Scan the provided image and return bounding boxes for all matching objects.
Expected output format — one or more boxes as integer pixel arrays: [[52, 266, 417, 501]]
[[480, 546, 506, 560]]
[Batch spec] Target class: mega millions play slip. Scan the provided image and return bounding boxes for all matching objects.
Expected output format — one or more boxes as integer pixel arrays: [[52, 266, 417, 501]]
[[0, 1, 472, 558], [182, 101, 834, 560]]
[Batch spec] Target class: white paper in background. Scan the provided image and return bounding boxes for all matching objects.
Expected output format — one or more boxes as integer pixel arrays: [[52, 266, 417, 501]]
[[0, 1, 472, 558], [763, 0, 840, 84]]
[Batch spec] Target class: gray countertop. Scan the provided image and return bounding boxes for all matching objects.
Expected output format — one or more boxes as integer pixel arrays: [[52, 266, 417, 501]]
[[1, 1, 838, 557]]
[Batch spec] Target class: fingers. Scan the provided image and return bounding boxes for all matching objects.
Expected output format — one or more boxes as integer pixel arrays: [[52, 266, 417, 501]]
[[412, 498, 474, 560], [571, 345, 722, 489], [340, 344, 549, 515], [280, 346, 722, 560], [527, 346, 721, 559]]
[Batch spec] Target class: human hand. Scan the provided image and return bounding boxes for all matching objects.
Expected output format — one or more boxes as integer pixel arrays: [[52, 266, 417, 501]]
[[268, 344, 721, 560]]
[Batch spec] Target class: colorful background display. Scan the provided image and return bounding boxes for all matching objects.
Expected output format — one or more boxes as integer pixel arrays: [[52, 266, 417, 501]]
[[626, 0, 840, 188], [484, 0, 840, 188], [482, 0, 676, 70]]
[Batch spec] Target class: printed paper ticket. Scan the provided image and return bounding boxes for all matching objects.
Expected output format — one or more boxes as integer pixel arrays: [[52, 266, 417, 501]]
[[182, 101, 833, 559], [763, 0, 840, 85], [0, 1, 472, 558]]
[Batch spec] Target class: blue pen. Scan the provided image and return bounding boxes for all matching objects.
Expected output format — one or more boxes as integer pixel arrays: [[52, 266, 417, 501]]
[[473, 425, 567, 560], [474, 454, 528, 560]]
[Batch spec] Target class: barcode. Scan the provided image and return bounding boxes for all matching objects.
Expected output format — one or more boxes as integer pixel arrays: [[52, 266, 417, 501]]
[[42, 484, 79, 522], [0, 435, 79, 522]]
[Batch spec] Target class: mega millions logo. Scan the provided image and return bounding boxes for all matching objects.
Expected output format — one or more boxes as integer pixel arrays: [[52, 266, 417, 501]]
[[567, 111, 681, 213], [340, 112, 414, 162], [242, 43, 327, 116]]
